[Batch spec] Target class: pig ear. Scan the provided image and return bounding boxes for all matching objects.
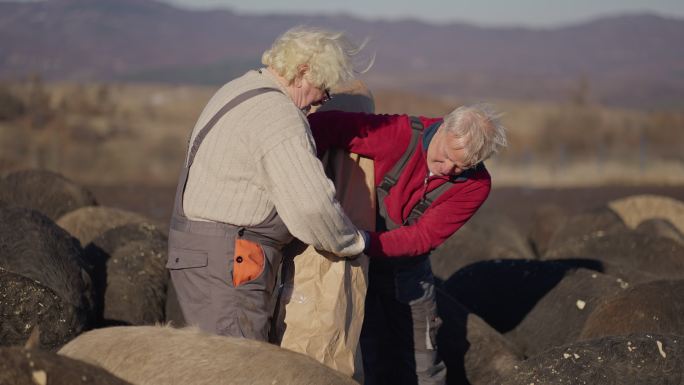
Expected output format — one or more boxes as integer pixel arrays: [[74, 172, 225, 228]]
[[25, 325, 40, 349]]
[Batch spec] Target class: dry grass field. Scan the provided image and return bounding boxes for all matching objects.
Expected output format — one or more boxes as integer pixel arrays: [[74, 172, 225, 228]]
[[2, 78, 682, 230], [1, 78, 683, 189]]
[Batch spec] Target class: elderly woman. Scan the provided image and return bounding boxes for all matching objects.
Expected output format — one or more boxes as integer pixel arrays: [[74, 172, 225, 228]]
[[166, 27, 368, 341]]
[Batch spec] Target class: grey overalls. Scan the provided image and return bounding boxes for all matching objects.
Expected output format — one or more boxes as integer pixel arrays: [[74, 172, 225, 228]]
[[166, 88, 293, 340], [361, 117, 480, 385]]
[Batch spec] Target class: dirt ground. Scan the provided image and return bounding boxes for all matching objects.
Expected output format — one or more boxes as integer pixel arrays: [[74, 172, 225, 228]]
[[88, 184, 684, 236]]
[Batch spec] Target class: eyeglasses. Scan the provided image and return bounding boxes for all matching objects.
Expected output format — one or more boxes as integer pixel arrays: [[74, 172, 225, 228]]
[[307, 87, 333, 111], [321, 88, 332, 104]]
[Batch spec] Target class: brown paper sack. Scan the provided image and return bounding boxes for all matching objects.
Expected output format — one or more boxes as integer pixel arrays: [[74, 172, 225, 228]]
[[274, 81, 376, 382]]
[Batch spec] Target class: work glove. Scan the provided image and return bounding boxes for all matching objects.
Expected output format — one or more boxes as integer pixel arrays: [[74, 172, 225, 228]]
[[360, 230, 371, 254]]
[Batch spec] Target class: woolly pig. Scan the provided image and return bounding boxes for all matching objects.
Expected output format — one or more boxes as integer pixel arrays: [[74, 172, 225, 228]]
[[635, 218, 684, 245], [506, 268, 626, 356], [0, 346, 132, 385], [543, 230, 684, 283], [57, 206, 156, 246], [59, 326, 358, 385], [580, 279, 684, 340], [503, 334, 684, 385], [608, 194, 684, 235], [430, 209, 534, 281], [544, 207, 628, 252], [0, 268, 87, 350], [527, 203, 569, 257], [83, 223, 168, 326], [0, 207, 94, 347], [0, 169, 97, 221]]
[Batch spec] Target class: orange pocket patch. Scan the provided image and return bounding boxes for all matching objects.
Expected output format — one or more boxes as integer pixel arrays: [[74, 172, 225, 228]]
[[233, 238, 265, 287]]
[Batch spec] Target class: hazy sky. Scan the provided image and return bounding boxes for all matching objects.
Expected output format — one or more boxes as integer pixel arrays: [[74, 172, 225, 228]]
[[162, 0, 684, 27]]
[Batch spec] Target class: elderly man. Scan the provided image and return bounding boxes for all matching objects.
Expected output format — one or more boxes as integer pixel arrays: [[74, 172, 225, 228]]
[[308, 105, 507, 385], [166, 27, 369, 342]]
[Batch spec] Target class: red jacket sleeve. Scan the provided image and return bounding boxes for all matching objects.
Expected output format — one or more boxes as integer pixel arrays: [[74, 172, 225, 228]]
[[367, 175, 491, 258], [308, 111, 407, 160]]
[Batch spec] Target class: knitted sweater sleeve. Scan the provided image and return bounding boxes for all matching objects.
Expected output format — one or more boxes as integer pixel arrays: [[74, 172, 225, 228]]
[[259, 131, 365, 257]]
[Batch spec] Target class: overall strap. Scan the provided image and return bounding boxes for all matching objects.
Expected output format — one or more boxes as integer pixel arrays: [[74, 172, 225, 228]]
[[377, 116, 424, 195], [376, 116, 424, 231], [404, 163, 482, 225], [405, 182, 453, 225], [186, 87, 281, 168], [176, 87, 282, 218]]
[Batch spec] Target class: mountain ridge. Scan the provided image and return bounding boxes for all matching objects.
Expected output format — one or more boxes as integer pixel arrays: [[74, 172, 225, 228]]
[[1, 0, 683, 108]]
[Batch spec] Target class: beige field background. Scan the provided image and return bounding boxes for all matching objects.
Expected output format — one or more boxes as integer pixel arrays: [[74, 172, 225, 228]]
[[2, 78, 683, 189]]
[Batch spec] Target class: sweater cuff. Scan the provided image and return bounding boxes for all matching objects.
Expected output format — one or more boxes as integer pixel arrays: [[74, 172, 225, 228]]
[[337, 230, 367, 257], [366, 231, 385, 258]]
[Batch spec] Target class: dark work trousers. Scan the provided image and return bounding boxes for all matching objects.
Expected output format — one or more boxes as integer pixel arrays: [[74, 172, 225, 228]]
[[360, 255, 447, 385], [167, 207, 291, 340], [165, 87, 292, 341]]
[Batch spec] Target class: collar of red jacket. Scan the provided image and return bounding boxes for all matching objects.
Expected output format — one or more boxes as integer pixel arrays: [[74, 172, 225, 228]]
[[421, 120, 443, 152]]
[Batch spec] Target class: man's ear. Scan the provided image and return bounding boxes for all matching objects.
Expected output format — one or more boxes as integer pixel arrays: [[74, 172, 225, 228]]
[[293, 64, 310, 87], [297, 63, 310, 75]]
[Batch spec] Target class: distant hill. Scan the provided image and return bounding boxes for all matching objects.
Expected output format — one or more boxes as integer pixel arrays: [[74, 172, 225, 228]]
[[1, 0, 683, 108]]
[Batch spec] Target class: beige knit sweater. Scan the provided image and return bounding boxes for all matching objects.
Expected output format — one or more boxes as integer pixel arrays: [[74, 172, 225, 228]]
[[183, 69, 364, 257]]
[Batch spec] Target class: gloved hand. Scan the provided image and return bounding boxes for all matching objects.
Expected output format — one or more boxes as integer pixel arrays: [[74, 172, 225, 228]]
[[360, 230, 371, 254]]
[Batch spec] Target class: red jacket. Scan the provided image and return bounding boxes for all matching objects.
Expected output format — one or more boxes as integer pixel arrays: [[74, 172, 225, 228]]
[[308, 111, 491, 258]]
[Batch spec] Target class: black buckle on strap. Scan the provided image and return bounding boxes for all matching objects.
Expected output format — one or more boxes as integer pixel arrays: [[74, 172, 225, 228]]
[[378, 176, 396, 192], [409, 117, 424, 132], [403, 200, 431, 226]]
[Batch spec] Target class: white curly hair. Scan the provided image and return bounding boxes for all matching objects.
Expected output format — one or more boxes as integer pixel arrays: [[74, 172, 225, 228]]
[[262, 26, 370, 89]]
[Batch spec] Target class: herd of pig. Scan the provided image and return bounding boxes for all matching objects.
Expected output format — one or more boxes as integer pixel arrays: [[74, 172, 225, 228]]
[[1, 169, 683, 385]]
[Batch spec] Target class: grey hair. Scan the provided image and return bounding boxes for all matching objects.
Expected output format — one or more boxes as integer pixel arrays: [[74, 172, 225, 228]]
[[441, 103, 508, 166]]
